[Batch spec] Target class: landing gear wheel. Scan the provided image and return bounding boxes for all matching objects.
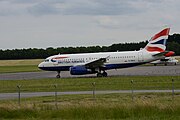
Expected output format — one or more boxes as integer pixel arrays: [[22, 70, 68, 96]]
[[97, 71, 108, 77], [102, 72, 107, 77], [56, 71, 61, 78], [56, 75, 61, 78], [97, 73, 102, 77]]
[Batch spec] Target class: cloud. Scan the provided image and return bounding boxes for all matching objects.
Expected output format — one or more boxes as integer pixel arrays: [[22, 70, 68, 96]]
[[61, 0, 141, 15], [0, 0, 144, 16], [27, 3, 59, 16], [0, 0, 65, 16], [94, 16, 122, 29], [0, 0, 180, 17]]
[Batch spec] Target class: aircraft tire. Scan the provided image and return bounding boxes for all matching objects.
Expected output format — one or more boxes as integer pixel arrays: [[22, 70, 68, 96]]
[[97, 73, 102, 77], [56, 75, 61, 78], [102, 72, 107, 77]]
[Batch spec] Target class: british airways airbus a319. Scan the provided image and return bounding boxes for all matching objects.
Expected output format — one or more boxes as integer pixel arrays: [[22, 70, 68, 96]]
[[38, 28, 174, 78]]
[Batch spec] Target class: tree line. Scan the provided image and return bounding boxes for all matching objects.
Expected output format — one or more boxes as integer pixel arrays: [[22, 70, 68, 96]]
[[0, 34, 179, 60]]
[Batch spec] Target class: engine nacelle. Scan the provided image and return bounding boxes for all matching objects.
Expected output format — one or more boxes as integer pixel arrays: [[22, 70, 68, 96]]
[[70, 66, 94, 75]]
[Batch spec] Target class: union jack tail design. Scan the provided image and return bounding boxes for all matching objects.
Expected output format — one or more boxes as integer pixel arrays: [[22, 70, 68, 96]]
[[145, 28, 170, 52]]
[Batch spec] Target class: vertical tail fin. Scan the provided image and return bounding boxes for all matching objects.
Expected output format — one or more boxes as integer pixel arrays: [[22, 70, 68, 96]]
[[145, 28, 170, 52]]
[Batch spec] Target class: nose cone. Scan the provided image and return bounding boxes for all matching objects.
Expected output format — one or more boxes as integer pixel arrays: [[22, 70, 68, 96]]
[[38, 62, 44, 70]]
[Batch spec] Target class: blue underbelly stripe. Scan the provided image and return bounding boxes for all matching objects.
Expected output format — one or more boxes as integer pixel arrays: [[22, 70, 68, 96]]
[[39, 62, 146, 71]]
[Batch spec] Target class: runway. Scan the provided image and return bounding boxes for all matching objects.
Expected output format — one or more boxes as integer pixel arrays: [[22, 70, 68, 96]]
[[0, 90, 180, 100], [0, 65, 179, 80]]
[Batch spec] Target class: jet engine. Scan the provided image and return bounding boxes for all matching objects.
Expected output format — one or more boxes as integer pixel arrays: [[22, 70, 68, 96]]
[[70, 66, 95, 75]]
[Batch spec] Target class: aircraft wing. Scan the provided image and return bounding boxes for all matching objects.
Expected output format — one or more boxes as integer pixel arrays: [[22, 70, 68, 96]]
[[85, 58, 107, 69], [72, 56, 109, 69]]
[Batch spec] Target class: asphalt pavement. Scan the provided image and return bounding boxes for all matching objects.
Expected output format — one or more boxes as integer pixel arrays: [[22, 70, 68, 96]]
[[0, 65, 179, 80]]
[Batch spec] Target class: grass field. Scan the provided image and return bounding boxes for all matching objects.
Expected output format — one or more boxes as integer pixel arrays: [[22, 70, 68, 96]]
[[0, 59, 42, 66], [0, 59, 42, 73], [0, 92, 179, 119], [0, 76, 179, 93], [0, 65, 41, 73], [0, 59, 179, 119], [0, 76, 179, 119]]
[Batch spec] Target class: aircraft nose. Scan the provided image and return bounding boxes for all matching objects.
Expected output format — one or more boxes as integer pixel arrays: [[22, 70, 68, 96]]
[[38, 62, 44, 69]]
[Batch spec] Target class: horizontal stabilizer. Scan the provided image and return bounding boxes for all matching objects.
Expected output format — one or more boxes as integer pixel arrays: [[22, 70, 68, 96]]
[[153, 51, 175, 57]]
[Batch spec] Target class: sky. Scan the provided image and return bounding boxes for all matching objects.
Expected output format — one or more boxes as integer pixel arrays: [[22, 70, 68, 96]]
[[0, 0, 180, 49]]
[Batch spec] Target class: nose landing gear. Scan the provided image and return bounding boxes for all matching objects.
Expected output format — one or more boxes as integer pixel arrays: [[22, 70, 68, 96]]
[[56, 71, 61, 78]]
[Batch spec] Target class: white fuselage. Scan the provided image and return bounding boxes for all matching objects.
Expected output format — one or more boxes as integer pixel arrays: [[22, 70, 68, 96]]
[[38, 49, 160, 72]]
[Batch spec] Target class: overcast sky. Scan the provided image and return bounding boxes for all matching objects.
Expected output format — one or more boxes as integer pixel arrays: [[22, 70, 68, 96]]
[[0, 0, 179, 49]]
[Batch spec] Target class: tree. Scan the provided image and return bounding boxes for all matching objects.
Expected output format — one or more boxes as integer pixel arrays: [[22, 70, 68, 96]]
[[0, 34, 179, 60]]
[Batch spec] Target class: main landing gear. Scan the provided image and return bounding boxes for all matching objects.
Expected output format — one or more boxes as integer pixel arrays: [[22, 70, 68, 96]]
[[97, 71, 108, 77], [56, 71, 61, 78]]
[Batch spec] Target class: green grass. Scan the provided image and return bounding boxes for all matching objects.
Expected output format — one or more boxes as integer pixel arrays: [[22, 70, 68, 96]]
[[0, 59, 42, 73], [0, 65, 40, 73], [0, 59, 179, 119], [0, 76, 180, 119], [0, 93, 180, 119], [0, 76, 179, 93], [0, 59, 42, 66]]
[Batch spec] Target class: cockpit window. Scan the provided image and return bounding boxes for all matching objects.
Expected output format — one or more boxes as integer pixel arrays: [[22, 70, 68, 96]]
[[51, 59, 57, 62], [44, 59, 49, 62]]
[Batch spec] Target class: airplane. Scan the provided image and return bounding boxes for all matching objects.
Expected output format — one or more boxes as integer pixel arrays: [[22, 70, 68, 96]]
[[38, 28, 174, 78], [150, 57, 178, 66]]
